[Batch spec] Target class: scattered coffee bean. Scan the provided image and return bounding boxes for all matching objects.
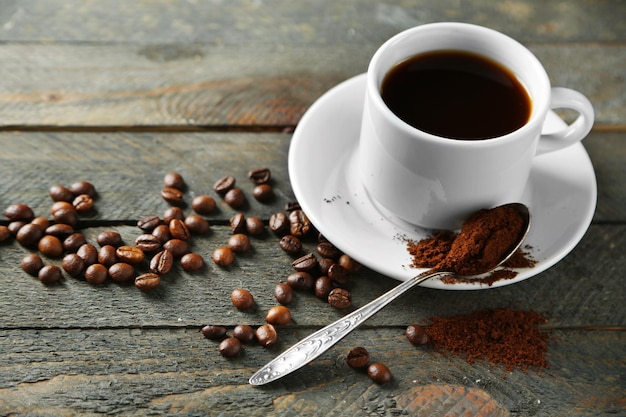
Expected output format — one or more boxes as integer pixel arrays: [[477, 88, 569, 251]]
[[163, 206, 185, 223], [346, 347, 370, 369], [269, 212, 289, 236], [137, 215, 161, 232], [98, 245, 118, 267], [85, 263, 108, 285], [229, 213, 246, 234], [224, 187, 246, 209], [30, 217, 51, 229], [289, 210, 312, 237], [218, 337, 242, 358], [252, 184, 274, 203], [338, 254, 362, 273], [108, 262, 135, 283], [38, 265, 62, 285], [69, 180, 96, 198], [50, 201, 74, 216], [161, 187, 184, 205], [97, 231, 123, 247], [72, 194, 94, 212], [284, 201, 301, 212], [287, 271, 314, 291], [164, 172, 185, 190], [248, 167, 271, 184], [213, 176, 236, 195], [191, 195, 216, 214], [135, 272, 161, 291], [62, 253, 86, 278], [318, 257, 334, 275], [45, 223, 74, 238], [328, 288, 352, 310], [49, 185, 74, 202], [135, 234, 162, 253], [328, 263, 350, 286], [180, 253, 204, 272], [116, 245, 145, 264], [184, 215, 211, 235], [0, 225, 10, 243], [279, 234, 302, 255], [231, 288, 254, 310], [233, 324, 256, 344], [367, 362, 392, 384], [77, 243, 98, 266], [38, 235, 64, 258], [317, 241, 341, 260], [405, 324, 430, 346], [21, 253, 44, 276], [245, 216, 265, 236], [213, 246, 235, 267], [163, 239, 190, 258], [53, 208, 78, 228], [201, 325, 227, 340], [169, 218, 190, 241], [274, 283, 294, 305], [8, 221, 26, 236], [314, 276, 333, 300], [292, 253, 318, 273], [63, 232, 86, 253], [256, 324, 278, 347], [265, 305, 291, 325], [16, 223, 44, 248], [228, 233, 251, 253], [150, 249, 174, 274], [152, 224, 171, 244]]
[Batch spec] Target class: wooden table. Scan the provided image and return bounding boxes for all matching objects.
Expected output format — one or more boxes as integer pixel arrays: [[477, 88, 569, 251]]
[[1, 1, 624, 415]]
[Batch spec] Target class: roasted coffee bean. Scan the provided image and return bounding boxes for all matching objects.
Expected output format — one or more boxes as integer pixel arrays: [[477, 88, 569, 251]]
[[98, 245, 118, 267], [115, 245, 145, 264], [231, 288, 254, 310], [108, 263, 135, 283], [163, 239, 190, 258], [265, 306, 291, 325], [212, 246, 235, 267], [150, 249, 174, 274], [252, 184, 274, 203], [245, 216, 265, 236], [191, 195, 216, 214], [316, 241, 341, 260], [38, 265, 62, 285], [53, 208, 78, 228], [69, 180, 96, 198], [233, 324, 255, 344], [180, 253, 204, 272], [405, 324, 430, 346], [367, 362, 392, 384], [161, 187, 184, 205], [137, 215, 161, 232], [314, 276, 333, 300], [346, 346, 370, 369], [4, 204, 35, 222], [49, 185, 74, 202], [135, 234, 162, 253], [274, 283, 294, 305], [268, 212, 289, 236], [184, 215, 210, 235], [16, 224, 44, 248], [292, 253, 318, 273], [287, 271, 314, 291], [21, 253, 44, 276], [62, 253, 86, 278], [227, 233, 251, 253], [164, 172, 185, 190], [38, 235, 63, 258], [284, 201, 301, 212], [152, 224, 171, 244], [279, 234, 302, 255], [72, 194, 94, 212], [218, 337, 242, 358], [0, 225, 11, 243], [169, 218, 190, 241], [8, 221, 27, 236], [229, 213, 246, 234], [256, 324, 278, 347], [77, 243, 98, 266], [31, 217, 51, 229], [50, 201, 74, 215], [45, 223, 74, 238], [97, 231, 123, 247], [328, 263, 350, 286], [135, 272, 161, 291], [318, 257, 334, 275], [85, 263, 108, 285], [213, 176, 236, 195], [248, 167, 271, 184], [289, 210, 312, 237], [63, 232, 86, 253], [338, 254, 362, 273], [328, 288, 352, 310], [224, 187, 246, 209], [201, 325, 227, 340], [163, 206, 185, 223]]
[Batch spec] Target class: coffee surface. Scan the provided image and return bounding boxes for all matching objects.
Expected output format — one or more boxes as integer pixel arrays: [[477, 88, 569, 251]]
[[381, 50, 531, 140]]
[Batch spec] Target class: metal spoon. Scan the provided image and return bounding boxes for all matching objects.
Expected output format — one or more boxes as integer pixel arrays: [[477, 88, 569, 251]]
[[249, 203, 530, 386]]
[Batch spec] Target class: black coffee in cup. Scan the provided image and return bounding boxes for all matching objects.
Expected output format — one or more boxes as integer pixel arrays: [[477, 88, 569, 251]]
[[381, 50, 532, 140]]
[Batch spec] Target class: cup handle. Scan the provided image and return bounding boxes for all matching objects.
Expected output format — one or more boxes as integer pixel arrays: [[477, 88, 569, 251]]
[[537, 87, 594, 155]]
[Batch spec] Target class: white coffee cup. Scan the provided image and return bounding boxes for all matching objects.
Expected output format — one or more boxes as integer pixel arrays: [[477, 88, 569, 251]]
[[359, 22, 594, 229]]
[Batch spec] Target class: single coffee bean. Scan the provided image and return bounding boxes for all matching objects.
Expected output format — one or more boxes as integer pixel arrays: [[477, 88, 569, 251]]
[[286, 271, 314, 291], [256, 324, 278, 347], [231, 288, 254, 310], [50, 200, 74, 214], [316, 241, 341, 260], [163, 206, 185, 223], [164, 172, 185, 190], [115, 245, 145, 264], [53, 208, 78, 228], [245, 216, 265, 236], [328, 288, 352, 310], [98, 245, 118, 267], [72, 194, 94, 212], [405, 324, 430, 346], [85, 263, 108, 285], [38, 265, 62, 285], [135, 234, 162, 253], [77, 243, 98, 266], [135, 272, 161, 291], [227, 233, 251, 253], [218, 337, 242, 358], [268, 212, 289, 236], [292, 253, 318, 273], [169, 218, 190, 241], [30, 217, 51, 229], [38, 235, 64, 258], [4, 204, 35, 222], [229, 213, 246, 234], [16, 223, 44, 248], [8, 221, 27, 236], [180, 253, 204, 272], [97, 231, 123, 247], [161, 187, 184, 205], [338, 254, 362, 273], [45, 223, 74, 238], [367, 362, 392, 384], [248, 167, 271, 184], [201, 325, 227, 340], [252, 184, 274, 203], [184, 215, 211, 235], [152, 224, 171, 244], [314, 276, 333, 300], [318, 257, 334, 275], [224, 187, 246, 209], [346, 346, 370, 369], [0, 225, 10, 243], [163, 239, 190, 258], [191, 195, 216, 214], [63, 232, 86, 253], [279, 234, 302, 255], [274, 283, 294, 305], [137, 215, 161, 232], [289, 210, 312, 237], [328, 263, 350, 286], [108, 262, 135, 283], [21, 253, 44, 276], [213, 176, 236, 195], [62, 253, 86, 278], [213, 246, 235, 267], [233, 324, 256, 344], [265, 305, 291, 325], [150, 249, 174, 274], [49, 185, 74, 202], [69, 180, 96, 198]]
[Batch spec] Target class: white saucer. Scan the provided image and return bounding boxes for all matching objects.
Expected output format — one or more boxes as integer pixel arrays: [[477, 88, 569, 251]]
[[288, 74, 597, 290]]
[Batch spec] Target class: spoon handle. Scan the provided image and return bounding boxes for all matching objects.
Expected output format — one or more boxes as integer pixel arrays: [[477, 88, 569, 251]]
[[249, 269, 447, 386]]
